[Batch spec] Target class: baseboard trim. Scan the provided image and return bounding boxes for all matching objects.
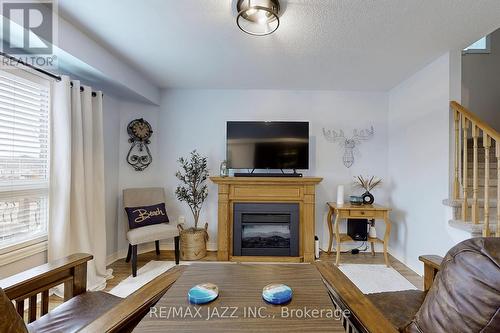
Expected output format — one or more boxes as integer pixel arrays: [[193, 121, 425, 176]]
[[106, 241, 217, 265], [105, 241, 382, 266]]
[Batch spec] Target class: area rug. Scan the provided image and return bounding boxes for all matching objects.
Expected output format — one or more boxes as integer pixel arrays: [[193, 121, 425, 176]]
[[108, 261, 178, 298], [338, 264, 417, 294]]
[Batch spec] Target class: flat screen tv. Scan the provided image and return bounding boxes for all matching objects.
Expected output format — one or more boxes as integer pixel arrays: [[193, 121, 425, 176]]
[[226, 121, 309, 170]]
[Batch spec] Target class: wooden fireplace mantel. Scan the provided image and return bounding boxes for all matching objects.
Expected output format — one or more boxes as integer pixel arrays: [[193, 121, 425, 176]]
[[210, 176, 323, 262]]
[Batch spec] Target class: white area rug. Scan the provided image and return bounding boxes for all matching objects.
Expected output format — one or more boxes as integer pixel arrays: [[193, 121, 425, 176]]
[[108, 261, 177, 298], [338, 264, 417, 294]]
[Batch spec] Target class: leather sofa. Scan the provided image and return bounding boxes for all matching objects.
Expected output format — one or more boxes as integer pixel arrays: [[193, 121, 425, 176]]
[[401, 237, 499, 332], [318, 237, 500, 333]]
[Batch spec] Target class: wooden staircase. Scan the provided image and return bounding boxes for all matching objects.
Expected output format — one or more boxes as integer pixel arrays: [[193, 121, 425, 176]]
[[448, 102, 499, 236]]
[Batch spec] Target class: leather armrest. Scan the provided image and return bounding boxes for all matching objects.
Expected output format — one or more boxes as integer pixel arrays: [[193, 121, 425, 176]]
[[80, 265, 186, 333], [315, 262, 398, 333], [419, 255, 443, 270], [419, 255, 443, 291], [0, 253, 93, 300]]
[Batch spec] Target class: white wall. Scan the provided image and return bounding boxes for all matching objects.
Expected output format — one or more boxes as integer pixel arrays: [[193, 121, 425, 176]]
[[85, 98, 164, 262], [158, 90, 389, 252], [56, 15, 160, 105], [114, 101, 162, 256], [388, 53, 469, 275], [462, 28, 500, 131]]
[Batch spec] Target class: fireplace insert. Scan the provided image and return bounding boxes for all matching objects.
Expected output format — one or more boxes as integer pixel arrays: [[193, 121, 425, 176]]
[[233, 203, 299, 256]]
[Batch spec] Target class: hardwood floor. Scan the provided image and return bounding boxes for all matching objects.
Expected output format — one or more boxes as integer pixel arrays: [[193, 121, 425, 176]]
[[37, 250, 422, 320], [105, 250, 218, 291], [104, 250, 422, 292]]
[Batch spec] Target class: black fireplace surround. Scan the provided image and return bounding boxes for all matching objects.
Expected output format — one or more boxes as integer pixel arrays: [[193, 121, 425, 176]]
[[233, 203, 299, 256]]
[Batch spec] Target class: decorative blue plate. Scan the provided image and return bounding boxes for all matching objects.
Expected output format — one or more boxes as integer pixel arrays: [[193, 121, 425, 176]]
[[188, 283, 219, 305], [262, 284, 293, 305]]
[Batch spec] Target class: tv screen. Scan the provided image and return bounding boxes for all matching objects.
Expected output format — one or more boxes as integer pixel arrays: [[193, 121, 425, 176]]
[[227, 121, 309, 170]]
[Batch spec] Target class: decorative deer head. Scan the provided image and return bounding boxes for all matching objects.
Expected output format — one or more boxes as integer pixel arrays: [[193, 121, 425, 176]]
[[322, 126, 374, 168]]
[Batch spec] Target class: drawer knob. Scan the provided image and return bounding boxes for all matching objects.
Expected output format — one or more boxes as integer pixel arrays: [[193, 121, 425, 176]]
[[360, 211, 365, 215]]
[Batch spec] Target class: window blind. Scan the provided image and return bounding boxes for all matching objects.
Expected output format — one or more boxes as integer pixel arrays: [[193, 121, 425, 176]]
[[0, 70, 50, 249]]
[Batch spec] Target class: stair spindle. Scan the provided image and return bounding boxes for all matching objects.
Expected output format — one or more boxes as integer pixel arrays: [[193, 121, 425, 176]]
[[483, 135, 491, 236], [450, 102, 499, 236], [453, 110, 460, 199], [462, 119, 469, 221], [472, 124, 479, 224]]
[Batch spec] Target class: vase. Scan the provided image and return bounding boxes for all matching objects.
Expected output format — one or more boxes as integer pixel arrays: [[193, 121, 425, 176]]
[[219, 160, 228, 177], [336, 185, 345, 205], [362, 191, 374, 205]]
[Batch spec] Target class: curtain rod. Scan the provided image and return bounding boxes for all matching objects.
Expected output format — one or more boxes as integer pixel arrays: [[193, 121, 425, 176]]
[[1, 52, 102, 97], [70, 82, 98, 97], [0, 51, 62, 81]]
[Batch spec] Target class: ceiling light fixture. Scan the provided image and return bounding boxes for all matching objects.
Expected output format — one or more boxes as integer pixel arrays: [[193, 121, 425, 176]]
[[236, 0, 280, 36]]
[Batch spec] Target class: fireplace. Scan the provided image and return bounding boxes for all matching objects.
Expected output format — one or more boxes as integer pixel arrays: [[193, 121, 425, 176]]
[[233, 203, 299, 256]]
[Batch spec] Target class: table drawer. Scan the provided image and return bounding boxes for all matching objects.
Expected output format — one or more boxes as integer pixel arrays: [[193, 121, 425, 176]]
[[349, 210, 369, 218], [349, 210, 385, 219]]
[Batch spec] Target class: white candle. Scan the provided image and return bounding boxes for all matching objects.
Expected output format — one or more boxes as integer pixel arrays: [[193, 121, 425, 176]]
[[336, 185, 345, 205]]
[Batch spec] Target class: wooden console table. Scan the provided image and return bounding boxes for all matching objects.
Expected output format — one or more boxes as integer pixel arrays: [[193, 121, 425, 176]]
[[326, 203, 392, 267], [210, 177, 322, 262]]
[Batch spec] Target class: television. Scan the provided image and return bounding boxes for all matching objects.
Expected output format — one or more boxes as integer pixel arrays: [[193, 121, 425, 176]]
[[226, 121, 309, 170]]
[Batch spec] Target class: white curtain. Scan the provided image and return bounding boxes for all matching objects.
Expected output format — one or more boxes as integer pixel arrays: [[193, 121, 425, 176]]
[[48, 75, 112, 291]]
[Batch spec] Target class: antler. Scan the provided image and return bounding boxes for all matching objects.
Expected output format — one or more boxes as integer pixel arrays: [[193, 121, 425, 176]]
[[322, 128, 346, 145], [352, 126, 374, 143]]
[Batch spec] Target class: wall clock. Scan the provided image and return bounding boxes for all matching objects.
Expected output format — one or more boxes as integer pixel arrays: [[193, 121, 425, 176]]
[[126, 118, 153, 171]]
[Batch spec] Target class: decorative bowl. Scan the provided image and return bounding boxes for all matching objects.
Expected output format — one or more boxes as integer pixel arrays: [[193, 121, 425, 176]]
[[349, 195, 363, 206]]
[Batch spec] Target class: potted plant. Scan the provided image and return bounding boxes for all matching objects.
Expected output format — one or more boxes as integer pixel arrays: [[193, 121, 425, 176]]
[[175, 150, 209, 260]]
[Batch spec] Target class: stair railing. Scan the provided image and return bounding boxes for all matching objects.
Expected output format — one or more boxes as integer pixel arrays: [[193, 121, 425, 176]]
[[450, 101, 499, 237]]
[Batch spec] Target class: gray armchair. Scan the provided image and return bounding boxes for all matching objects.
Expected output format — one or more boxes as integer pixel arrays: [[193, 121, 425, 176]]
[[123, 187, 180, 277]]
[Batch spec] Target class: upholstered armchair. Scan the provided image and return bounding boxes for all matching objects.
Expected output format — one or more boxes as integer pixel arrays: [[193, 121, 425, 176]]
[[123, 187, 180, 277]]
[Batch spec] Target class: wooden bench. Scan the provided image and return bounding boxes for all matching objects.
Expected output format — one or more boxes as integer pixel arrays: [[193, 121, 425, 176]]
[[0, 253, 185, 332]]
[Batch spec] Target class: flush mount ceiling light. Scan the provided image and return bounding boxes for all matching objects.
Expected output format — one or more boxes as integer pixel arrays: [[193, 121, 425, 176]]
[[236, 0, 280, 36]]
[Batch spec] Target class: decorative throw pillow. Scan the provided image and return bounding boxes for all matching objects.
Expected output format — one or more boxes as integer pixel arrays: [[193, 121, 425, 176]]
[[0, 288, 28, 333], [125, 203, 169, 229]]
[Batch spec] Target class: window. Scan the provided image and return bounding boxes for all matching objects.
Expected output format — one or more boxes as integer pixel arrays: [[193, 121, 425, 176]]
[[0, 69, 50, 250], [463, 36, 491, 54]]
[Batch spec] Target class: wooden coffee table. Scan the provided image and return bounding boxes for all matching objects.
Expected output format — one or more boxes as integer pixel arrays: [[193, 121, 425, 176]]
[[134, 263, 344, 332]]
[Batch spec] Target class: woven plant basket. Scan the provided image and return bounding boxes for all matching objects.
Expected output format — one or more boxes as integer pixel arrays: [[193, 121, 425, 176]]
[[177, 223, 208, 260]]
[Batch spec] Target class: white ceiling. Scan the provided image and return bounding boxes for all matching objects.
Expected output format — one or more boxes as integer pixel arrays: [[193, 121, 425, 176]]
[[58, 0, 500, 91]]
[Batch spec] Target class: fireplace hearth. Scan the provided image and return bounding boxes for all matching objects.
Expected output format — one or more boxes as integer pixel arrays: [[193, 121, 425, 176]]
[[233, 203, 299, 256]]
